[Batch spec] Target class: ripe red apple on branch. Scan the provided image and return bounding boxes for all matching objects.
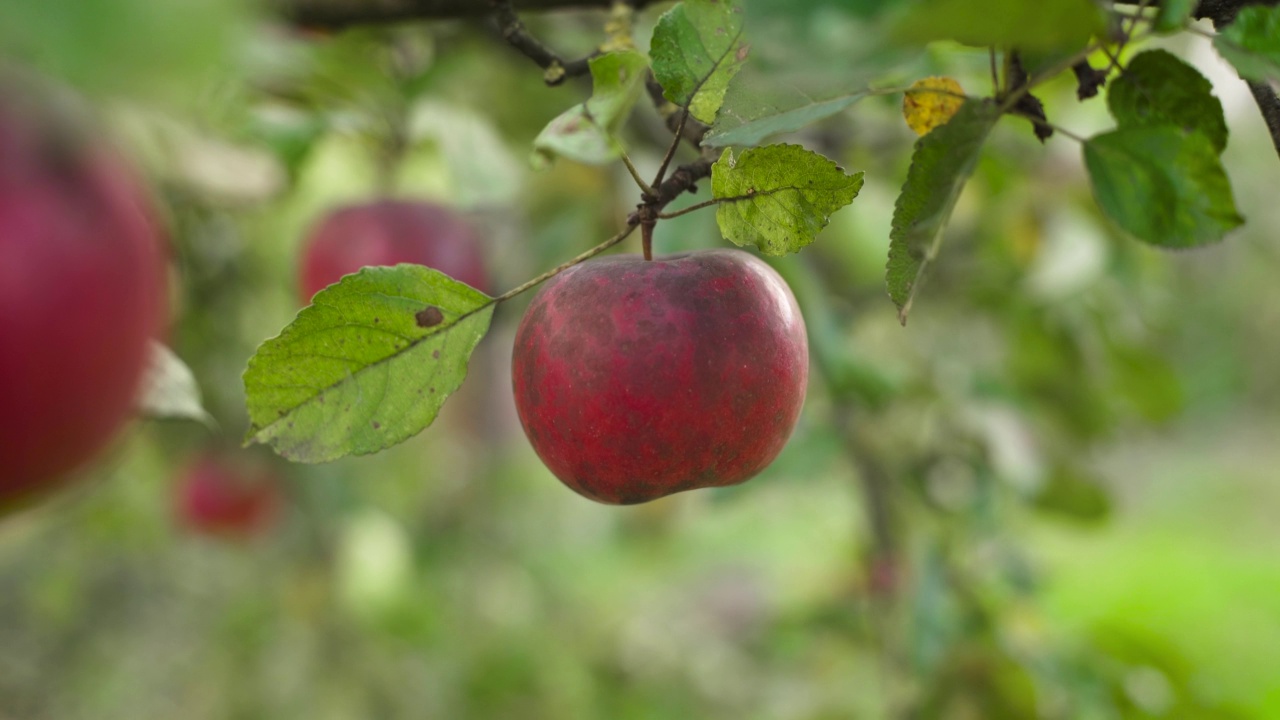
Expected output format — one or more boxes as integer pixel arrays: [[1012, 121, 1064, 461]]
[[511, 249, 809, 505], [298, 199, 488, 302], [0, 95, 169, 514]]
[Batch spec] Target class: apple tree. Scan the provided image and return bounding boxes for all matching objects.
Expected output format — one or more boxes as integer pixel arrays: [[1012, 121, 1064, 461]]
[[3, 0, 1280, 716]]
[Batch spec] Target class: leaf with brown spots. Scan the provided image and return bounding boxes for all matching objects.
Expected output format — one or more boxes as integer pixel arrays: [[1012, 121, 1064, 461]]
[[243, 264, 494, 463], [711, 144, 863, 256], [415, 306, 444, 327], [532, 51, 649, 167]]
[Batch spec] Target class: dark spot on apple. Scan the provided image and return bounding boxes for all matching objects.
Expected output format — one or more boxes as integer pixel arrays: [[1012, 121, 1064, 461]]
[[432, 350, 440, 359], [416, 306, 444, 327], [372, 421, 381, 430]]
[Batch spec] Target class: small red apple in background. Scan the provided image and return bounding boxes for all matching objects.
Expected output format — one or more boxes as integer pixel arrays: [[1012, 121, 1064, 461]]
[[298, 199, 488, 302], [175, 452, 283, 539], [511, 249, 809, 505], [0, 93, 168, 514]]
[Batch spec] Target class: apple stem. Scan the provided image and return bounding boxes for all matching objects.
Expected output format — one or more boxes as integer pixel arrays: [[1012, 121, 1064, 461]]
[[641, 221, 654, 261]]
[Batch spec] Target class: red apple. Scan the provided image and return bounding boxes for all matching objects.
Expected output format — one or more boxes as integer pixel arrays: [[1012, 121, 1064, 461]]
[[175, 452, 282, 539], [298, 199, 488, 302], [511, 250, 809, 505], [0, 96, 168, 513]]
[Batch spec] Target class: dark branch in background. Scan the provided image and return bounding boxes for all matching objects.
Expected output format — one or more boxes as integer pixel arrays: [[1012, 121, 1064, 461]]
[[1072, 59, 1108, 100], [490, 0, 593, 85], [1193, 0, 1280, 159], [1246, 80, 1280, 156], [837, 408, 899, 600], [1109, 0, 1280, 14], [276, 0, 655, 29], [1192, 0, 1280, 22], [1005, 52, 1053, 142], [644, 73, 708, 148]]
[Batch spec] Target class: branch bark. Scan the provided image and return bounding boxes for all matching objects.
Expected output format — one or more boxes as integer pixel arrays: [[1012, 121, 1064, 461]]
[[1192, 0, 1280, 23], [491, 0, 594, 85], [1247, 80, 1280, 157], [1195, 0, 1280, 160], [275, 0, 653, 28]]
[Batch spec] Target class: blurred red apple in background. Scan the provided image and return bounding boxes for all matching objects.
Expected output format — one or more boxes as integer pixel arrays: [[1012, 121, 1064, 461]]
[[511, 249, 809, 505], [0, 91, 169, 514], [298, 199, 488, 302], [175, 452, 282, 539]]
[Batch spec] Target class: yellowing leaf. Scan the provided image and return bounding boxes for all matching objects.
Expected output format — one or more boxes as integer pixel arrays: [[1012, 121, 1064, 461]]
[[903, 77, 966, 136]]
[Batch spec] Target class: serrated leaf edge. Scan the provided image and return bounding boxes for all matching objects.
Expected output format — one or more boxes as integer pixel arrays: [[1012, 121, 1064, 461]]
[[243, 279, 496, 457]]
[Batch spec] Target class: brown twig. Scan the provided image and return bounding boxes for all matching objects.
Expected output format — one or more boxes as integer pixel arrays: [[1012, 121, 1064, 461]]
[[1246, 80, 1280, 157], [276, 0, 656, 29], [1193, 0, 1280, 23], [490, 0, 595, 86], [1071, 59, 1109, 100], [1006, 52, 1053, 142], [644, 72, 708, 149], [1195, 0, 1280, 160]]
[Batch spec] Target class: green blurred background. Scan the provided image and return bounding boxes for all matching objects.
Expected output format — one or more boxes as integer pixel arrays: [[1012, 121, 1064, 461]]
[[2, 2, 1279, 718]]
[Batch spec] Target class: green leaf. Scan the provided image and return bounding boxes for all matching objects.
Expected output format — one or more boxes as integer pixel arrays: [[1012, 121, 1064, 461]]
[[1083, 127, 1244, 248], [532, 51, 649, 167], [711, 144, 864, 256], [243, 265, 494, 463], [1108, 50, 1228, 154], [705, 71, 876, 147], [138, 343, 214, 427], [1214, 5, 1280, 83], [651, 0, 748, 124], [886, 100, 1001, 325], [891, 0, 1107, 51], [1154, 0, 1196, 33], [706, 4, 916, 147]]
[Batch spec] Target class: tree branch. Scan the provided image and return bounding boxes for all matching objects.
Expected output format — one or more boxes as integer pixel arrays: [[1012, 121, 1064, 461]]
[[644, 72, 708, 148], [276, 0, 654, 29], [650, 157, 713, 208], [1247, 80, 1280, 157], [839, 409, 900, 600], [1072, 59, 1108, 100], [490, 0, 593, 85], [1195, 0, 1280, 159], [1192, 0, 1280, 23], [1006, 51, 1053, 142]]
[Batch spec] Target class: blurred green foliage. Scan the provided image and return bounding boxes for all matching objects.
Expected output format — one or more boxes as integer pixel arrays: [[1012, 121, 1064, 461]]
[[3, 2, 1280, 719]]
